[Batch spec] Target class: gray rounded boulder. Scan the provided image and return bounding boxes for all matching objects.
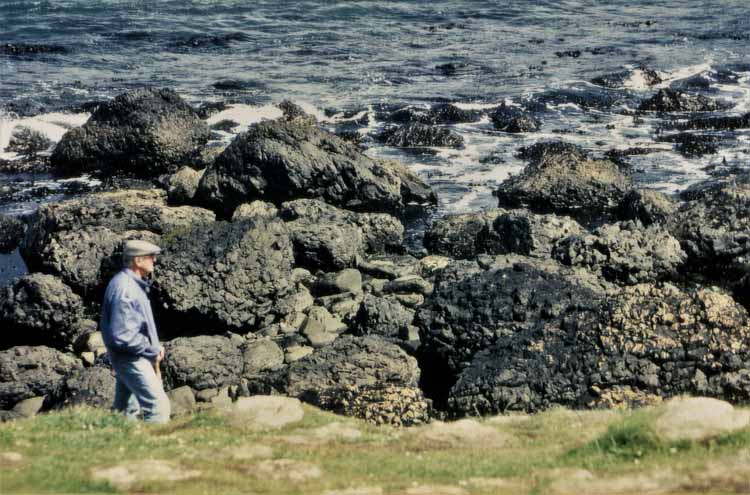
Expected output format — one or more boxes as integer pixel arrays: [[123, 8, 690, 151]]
[[51, 88, 210, 177], [163, 335, 243, 391]]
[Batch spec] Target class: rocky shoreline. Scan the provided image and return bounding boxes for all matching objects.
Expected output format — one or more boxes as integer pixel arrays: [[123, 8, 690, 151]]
[[1, 87, 749, 424]]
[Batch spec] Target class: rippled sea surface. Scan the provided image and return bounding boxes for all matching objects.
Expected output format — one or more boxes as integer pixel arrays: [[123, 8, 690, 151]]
[[1, 0, 749, 281]]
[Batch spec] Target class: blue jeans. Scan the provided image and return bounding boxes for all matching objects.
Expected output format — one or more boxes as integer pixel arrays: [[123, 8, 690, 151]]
[[111, 355, 170, 424]]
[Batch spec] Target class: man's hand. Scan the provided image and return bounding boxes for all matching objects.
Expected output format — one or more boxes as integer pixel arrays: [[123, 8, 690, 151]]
[[154, 346, 165, 377]]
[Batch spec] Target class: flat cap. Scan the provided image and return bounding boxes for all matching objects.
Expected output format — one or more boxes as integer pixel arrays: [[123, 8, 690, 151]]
[[122, 239, 162, 257]]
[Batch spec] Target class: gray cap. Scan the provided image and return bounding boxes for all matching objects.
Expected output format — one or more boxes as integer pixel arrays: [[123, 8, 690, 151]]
[[122, 240, 162, 257]]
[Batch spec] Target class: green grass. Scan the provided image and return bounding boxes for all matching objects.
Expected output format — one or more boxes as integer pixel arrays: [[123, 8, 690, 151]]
[[0, 403, 749, 494]]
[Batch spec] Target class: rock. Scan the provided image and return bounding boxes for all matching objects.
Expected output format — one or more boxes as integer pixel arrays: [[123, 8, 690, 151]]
[[662, 133, 720, 157], [314, 269, 363, 296], [638, 89, 729, 112], [166, 166, 203, 204], [591, 67, 662, 88], [279, 99, 315, 124], [421, 419, 508, 448], [51, 88, 210, 177], [242, 338, 285, 376], [163, 336, 243, 391], [253, 335, 420, 404], [384, 104, 481, 125], [0, 214, 25, 254], [1, 43, 67, 56], [314, 384, 430, 426], [423, 209, 506, 260], [196, 118, 435, 217], [672, 112, 750, 132], [552, 221, 686, 285], [353, 294, 415, 341], [154, 219, 295, 332], [489, 105, 540, 133], [617, 189, 677, 225], [448, 284, 750, 415], [383, 276, 433, 296], [0, 274, 84, 350], [496, 142, 632, 221], [91, 460, 201, 489], [229, 395, 304, 429], [57, 366, 116, 408], [251, 459, 321, 482], [231, 201, 278, 221], [0, 346, 82, 410], [301, 306, 346, 348], [11, 396, 44, 418], [167, 386, 197, 417], [377, 123, 464, 148], [285, 345, 314, 363], [20, 189, 215, 273], [655, 396, 750, 441]]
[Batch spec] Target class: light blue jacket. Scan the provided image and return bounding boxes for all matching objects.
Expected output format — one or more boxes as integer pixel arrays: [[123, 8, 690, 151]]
[[100, 269, 161, 362]]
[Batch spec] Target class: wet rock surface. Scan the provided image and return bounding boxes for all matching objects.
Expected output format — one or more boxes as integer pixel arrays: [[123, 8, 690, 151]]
[[496, 142, 632, 221], [154, 218, 295, 332], [448, 284, 750, 415], [638, 89, 729, 112], [163, 335, 243, 391], [0, 274, 84, 350], [377, 123, 464, 148], [489, 105, 540, 133], [0, 215, 24, 254], [553, 221, 686, 285], [0, 346, 83, 410], [196, 118, 435, 217], [51, 88, 210, 177]]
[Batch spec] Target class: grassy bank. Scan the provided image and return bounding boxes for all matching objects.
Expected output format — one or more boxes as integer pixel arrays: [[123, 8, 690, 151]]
[[1, 402, 749, 494]]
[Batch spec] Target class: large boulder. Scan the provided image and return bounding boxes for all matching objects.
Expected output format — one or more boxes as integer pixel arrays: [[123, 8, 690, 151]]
[[0, 346, 83, 410], [51, 88, 210, 176], [195, 118, 436, 217], [56, 365, 116, 409], [279, 199, 404, 271], [0, 214, 24, 254], [448, 284, 750, 415], [424, 209, 583, 260], [668, 174, 750, 299], [553, 221, 686, 285], [0, 274, 84, 350], [250, 335, 420, 402], [21, 189, 215, 273], [489, 105, 540, 133], [496, 142, 632, 221], [154, 218, 296, 332], [163, 335, 243, 391]]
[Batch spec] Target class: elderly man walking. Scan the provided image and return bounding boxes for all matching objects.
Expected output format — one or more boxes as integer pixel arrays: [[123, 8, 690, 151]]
[[100, 240, 170, 424]]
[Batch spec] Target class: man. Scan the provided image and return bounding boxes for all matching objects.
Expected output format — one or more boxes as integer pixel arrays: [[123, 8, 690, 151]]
[[100, 239, 170, 424]]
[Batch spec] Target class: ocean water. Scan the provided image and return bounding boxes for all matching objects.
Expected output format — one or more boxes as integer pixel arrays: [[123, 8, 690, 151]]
[[1, 0, 749, 282]]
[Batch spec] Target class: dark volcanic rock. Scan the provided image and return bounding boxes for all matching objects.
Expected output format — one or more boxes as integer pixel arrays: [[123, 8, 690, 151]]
[[618, 189, 678, 225], [590, 67, 662, 88], [658, 132, 720, 157], [489, 105, 540, 133], [21, 189, 215, 273], [0, 346, 82, 410], [424, 208, 583, 260], [163, 335, 243, 391], [638, 89, 729, 112], [154, 218, 296, 332], [448, 284, 750, 415], [530, 88, 620, 111], [382, 104, 481, 126], [496, 142, 632, 221], [196, 118, 435, 217], [671, 112, 750, 132], [553, 221, 686, 285], [250, 335, 420, 402], [353, 294, 416, 341], [279, 199, 404, 270], [0, 214, 24, 254], [165, 166, 203, 204], [57, 366, 116, 409], [378, 123, 464, 148], [0, 274, 84, 350], [51, 88, 210, 177]]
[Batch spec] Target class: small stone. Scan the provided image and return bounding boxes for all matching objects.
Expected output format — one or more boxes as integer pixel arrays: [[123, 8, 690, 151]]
[[195, 388, 219, 402], [316, 269, 363, 295], [393, 294, 425, 308], [167, 386, 197, 417], [81, 352, 96, 366], [285, 345, 314, 363], [12, 396, 44, 418], [383, 276, 433, 295], [0, 452, 25, 465]]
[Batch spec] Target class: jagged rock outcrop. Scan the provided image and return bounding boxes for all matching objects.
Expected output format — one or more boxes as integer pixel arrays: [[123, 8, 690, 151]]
[[163, 335, 243, 391], [21, 189, 215, 273], [448, 284, 750, 415], [377, 123, 465, 148], [496, 142, 632, 221], [51, 88, 210, 176], [195, 118, 435, 217], [165, 166, 203, 204], [424, 208, 583, 260], [0, 214, 24, 254], [618, 189, 677, 225], [0, 274, 84, 350], [489, 105, 540, 133], [553, 221, 686, 284], [0, 346, 83, 410], [154, 218, 296, 332], [638, 89, 729, 112]]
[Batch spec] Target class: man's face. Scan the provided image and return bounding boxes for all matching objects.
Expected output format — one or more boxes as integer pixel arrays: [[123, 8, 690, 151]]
[[134, 254, 156, 276]]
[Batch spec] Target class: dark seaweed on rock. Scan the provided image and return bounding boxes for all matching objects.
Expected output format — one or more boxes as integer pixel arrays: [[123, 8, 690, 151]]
[[638, 88, 731, 112]]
